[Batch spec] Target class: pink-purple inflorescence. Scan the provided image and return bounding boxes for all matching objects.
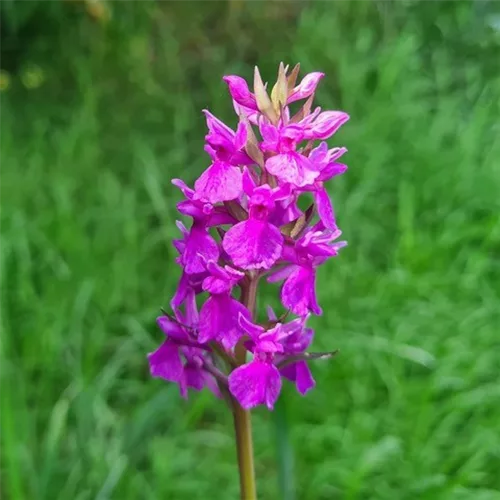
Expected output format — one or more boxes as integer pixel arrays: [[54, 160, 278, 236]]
[[148, 63, 349, 410]]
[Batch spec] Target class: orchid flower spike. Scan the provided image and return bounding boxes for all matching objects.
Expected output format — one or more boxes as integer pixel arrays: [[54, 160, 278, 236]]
[[148, 63, 349, 409]]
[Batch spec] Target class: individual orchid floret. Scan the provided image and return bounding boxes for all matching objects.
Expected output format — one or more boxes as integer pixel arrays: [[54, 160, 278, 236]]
[[193, 111, 254, 204], [173, 178, 236, 227], [269, 223, 347, 316], [260, 121, 319, 187], [175, 220, 220, 275], [148, 291, 219, 398], [228, 314, 286, 410], [198, 261, 251, 348], [194, 160, 244, 204], [304, 143, 348, 229], [228, 312, 320, 408], [170, 268, 206, 314], [222, 171, 289, 270], [276, 316, 316, 395], [202, 110, 250, 164]]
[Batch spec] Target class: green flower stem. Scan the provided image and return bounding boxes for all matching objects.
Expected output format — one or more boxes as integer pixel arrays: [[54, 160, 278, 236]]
[[231, 273, 260, 499], [232, 399, 257, 500]]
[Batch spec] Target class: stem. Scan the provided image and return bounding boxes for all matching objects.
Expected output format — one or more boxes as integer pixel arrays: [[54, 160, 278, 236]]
[[232, 399, 257, 500], [240, 274, 259, 316], [232, 273, 260, 500]]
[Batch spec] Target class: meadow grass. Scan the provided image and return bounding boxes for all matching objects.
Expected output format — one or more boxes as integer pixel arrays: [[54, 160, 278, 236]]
[[1, 2, 500, 499]]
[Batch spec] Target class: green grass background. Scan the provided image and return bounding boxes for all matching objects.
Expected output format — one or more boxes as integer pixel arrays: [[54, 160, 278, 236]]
[[2, 1, 500, 499]]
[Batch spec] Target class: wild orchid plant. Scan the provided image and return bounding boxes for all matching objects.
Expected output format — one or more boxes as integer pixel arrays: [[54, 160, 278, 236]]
[[148, 63, 349, 499]]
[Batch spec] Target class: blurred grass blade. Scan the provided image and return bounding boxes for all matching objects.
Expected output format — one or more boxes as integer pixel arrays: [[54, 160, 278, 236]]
[[273, 389, 295, 500]]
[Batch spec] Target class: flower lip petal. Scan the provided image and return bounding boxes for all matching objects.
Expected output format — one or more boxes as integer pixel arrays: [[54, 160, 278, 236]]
[[148, 341, 184, 383], [223, 219, 284, 270], [182, 224, 219, 275], [228, 360, 282, 410], [193, 161, 243, 204], [265, 152, 319, 188], [198, 296, 250, 348]]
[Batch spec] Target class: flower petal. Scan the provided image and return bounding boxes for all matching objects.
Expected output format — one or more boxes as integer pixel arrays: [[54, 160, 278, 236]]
[[303, 111, 349, 141], [203, 110, 235, 148], [287, 72, 325, 104], [267, 264, 296, 283], [147, 341, 184, 383], [259, 119, 280, 151], [234, 120, 248, 151], [282, 266, 322, 316], [315, 187, 336, 230], [281, 361, 315, 395], [198, 295, 250, 348], [202, 262, 244, 294], [265, 153, 319, 187], [238, 313, 265, 340], [223, 75, 258, 110], [156, 315, 187, 342], [281, 323, 314, 354], [194, 161, 243, 204], [233, 101, 260, 124], [229, 361, 282, 410], [318, 162, 347, 182], [223, 219, 283, 270], [266, 305, 278, 321], [242, 167, 257, 196], [182, 224, 219, 275], [171, 271, 205, 313], [172, 178, 195, 199], [309, 142, 328, 166], [184, 363, 207, 391]]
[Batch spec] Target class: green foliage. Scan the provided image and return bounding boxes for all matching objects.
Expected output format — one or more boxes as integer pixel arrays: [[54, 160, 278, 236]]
[[2, 1, 500, 499]]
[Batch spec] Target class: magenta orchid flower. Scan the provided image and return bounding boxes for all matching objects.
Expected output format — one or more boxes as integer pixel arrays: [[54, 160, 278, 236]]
[[148, 63, 350, 498], [148, 291, 219, 399], [277, 316, 316, 395], [228, 312, 318, 409], [269, 224, 347, 315], [198, 261, 251, 348], [194, 111, 253, 204], [303, 142, 348, 229], [228, 314, 286, 410], [150, 63, 348, 402], [260, 121, 320, 187], [222, 171, 290, 270]]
